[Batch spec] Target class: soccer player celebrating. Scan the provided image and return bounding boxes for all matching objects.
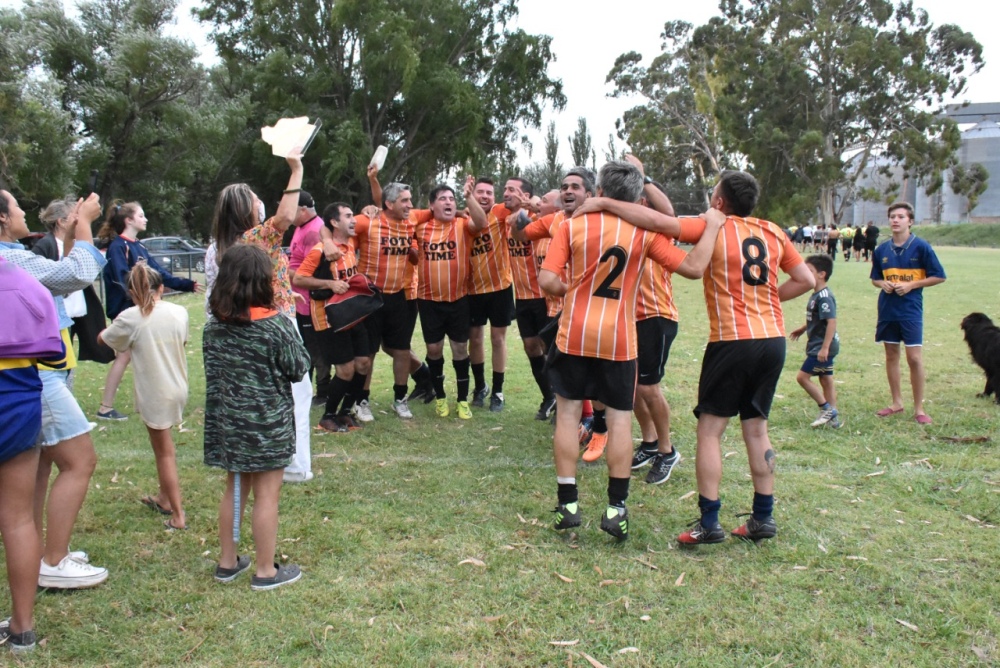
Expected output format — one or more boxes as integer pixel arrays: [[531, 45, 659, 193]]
[[413, 179, 488, 419], [538, 161, 725, 542]]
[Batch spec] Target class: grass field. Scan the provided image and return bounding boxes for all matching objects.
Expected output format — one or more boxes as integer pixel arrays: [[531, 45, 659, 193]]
[[4, 247, 998, 666]]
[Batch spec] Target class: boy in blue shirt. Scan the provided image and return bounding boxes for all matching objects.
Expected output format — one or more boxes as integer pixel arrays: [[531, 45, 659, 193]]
[[870, 202, 946, 424], [790, 255, 841, 428]]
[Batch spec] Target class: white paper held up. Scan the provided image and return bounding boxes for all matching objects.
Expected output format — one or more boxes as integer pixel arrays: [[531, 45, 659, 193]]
[[261, 117, 322, 158]]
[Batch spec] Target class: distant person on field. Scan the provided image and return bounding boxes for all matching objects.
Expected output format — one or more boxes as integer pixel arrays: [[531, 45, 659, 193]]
[[840, 224, 854, 261], [870, 202, 945, 425], [852, 220, 866, 261], [789, 255, 841, 429], [864, 220, 880, 261], [826, 224, 839, 259]]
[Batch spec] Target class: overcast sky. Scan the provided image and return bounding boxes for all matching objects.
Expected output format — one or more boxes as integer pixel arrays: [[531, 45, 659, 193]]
[[3, 0, 996, 167]]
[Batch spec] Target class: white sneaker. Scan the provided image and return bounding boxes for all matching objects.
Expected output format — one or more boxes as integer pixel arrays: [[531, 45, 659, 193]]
[[392, 398, 413, 419], [811, 407, 837, 427], [352, 399, 374, 423], [283, 471, 314, 484], [38, 555, 108, 589]]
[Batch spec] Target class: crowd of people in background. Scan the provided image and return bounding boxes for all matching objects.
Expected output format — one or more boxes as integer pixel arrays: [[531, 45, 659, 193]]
[[0, 141, 947, 652]]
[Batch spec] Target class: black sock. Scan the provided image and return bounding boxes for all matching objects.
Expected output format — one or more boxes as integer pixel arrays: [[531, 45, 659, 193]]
[[752, 492, 774, 522], [492, 371, 505, 395], [640, 439, 658, 453], [427, 357, 446, 398], [528, 354, 551, 398], [593, 408, 607, 434], [607, 477, 630, 508], [342, 373, 365, 413], [361, 387, 370, 402], [412, 362, 432, 384], [325, 376, 351, 417], [393, 383, 407, 402], [453, 358, 471, 402], [557, 483, 578, 506], [471, 362, 486, 392], [699, 495, 722, 528]]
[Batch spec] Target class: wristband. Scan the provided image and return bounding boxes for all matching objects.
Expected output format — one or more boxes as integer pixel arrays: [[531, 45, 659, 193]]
[[283, 188, 301, 195]]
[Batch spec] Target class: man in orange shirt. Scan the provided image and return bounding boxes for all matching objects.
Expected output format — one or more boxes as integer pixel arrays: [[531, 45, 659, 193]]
[[413, 180, 488, 419], [467, 177, 522, 412], [538, 161, 725, 541], [574, 170, 815, 544]]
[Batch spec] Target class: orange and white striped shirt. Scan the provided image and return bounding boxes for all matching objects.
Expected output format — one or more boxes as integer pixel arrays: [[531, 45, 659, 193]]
[[297, 240, 359, 331], [533, 236, 564, 316], [636, 249, 681, 322], [468, 204, 513, 294], [542, 212, 685, 361], [413, 217, 475, 302], [354, 212, 415, 294], [699, 216, 802, 341], [521, 211, 567, 314]]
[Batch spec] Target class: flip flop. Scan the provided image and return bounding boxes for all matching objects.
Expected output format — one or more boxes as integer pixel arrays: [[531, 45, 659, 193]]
[[914, 414, 933, 425], [141, 496, 172, 516], [163, 520, 188, 531], [875, 407, 904, 418]]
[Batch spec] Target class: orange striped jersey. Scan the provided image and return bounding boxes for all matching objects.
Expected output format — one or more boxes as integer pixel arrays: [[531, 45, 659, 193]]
[[533, 236, 564, 316], [413, 217, 475, 302], [542, 212, 686, 361], [522, 211, 562, 242], [699, 216, 802, 341], [297, 240, 359, 331], [468, 204, 513, 295], [354, 212, 415, 294], [636, 244, 683, 321], [523, 212, 567, 313]]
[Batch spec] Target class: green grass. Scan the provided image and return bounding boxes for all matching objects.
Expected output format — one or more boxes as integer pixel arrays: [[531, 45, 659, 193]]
[[5, 248, 999, 666], [914, 223, 1000, 249]]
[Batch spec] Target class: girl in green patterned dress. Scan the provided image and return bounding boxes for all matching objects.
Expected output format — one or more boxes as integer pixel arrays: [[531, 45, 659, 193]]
[[203, 245, 311, 590]]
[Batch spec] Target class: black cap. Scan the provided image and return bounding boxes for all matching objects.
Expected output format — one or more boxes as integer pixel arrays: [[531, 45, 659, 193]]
[[298, 191, 315, 209]]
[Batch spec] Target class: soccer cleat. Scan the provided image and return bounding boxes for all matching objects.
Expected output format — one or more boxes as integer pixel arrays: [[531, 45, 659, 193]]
[[829, 415, 843, 429], [407, 380, 436, 404], [553, 502, 581, 530], [489, 393, 505, 413], [392, 398, 414, 419], [677, 518, 727, 545], [338, 414, 363, 431], [600, 505, 629, 541], [645, 450, 681, 485], [351, 399, 374, 423], [0, 620, 36, 655], [578, 417, 594, 446], [456, 401, 472, 420], [581, 431, 608, 462], [631, 446, 658, 470], [535, 396, 557, 421], [435, 398, 450, 418], [318, 416, 348, 433], [471, 383, 490, 408], [811, 407, 838, 428], [96, 407, 128, 421], [731, 514, 778, 541]]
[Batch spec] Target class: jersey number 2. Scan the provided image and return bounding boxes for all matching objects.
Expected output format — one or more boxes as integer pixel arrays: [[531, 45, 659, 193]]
[[594, 246, 627, 300], [741, 238, 769, 286]]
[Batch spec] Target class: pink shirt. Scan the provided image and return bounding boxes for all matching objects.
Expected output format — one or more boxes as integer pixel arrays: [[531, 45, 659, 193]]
[[289, 216, 324, 316]]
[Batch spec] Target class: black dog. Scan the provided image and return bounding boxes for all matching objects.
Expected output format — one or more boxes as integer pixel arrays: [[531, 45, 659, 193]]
[[961, 312, 1000, 403]]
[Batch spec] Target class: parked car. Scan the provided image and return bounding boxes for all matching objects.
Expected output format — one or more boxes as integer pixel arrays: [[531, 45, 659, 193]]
[[143, 236, 207, 273]]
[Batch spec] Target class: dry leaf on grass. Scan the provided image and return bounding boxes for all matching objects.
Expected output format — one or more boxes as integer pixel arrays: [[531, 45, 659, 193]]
[[939, 435, 989, 443], [971, 645, 990, 661], [865, 471, 886, 477], [482, 615, 503, 622], [459, 558, 486, 567], [896, 619, 919, 632], [640, 615, 651, 621], [818, 543, 828, 553], [618, 647, 639, 654], [964, 515, 982, 523], [674, 572, 686, 586], [555, 572, 574, 583], [549, 639, 579, 646], [846, 556, 868, 561], [111, 471, 119, 483], [314, 453, 338, 458], [579, 651, 609, 668], [679, 490, 697, 501]]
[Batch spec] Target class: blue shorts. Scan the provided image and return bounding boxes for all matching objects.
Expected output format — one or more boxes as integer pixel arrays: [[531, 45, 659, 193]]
[[876, 320, 922, 347], [39, 370, 93, 446], [800, 355, 836, 376]]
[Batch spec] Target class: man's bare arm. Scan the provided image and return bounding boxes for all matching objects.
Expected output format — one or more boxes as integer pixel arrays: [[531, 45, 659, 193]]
[[673, 209, 725, 279], [778, 262, 816, 302], [573, 197, 681, 237], [538, 269, 566, 297]]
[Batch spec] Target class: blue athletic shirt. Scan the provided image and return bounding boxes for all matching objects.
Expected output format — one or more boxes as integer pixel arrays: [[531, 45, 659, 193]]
[[870, 234, 945, 322]]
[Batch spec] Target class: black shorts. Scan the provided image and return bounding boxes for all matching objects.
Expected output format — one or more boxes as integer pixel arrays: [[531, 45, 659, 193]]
[[295, 312, 327, 367], [515, 298, 555, 339], [695, 338, 786, 420], [636, 317, 679, 386], [319, 322, 373, 365], [546, 348, 637, 411], [367, 290, 417, 352], [469, 286, 515, 328], [418, 297, 470, 344]]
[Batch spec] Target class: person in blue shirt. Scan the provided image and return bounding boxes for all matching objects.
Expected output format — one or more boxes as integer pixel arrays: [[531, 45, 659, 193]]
[[96, 202, 198, 420], [870, 202, 946, 425]]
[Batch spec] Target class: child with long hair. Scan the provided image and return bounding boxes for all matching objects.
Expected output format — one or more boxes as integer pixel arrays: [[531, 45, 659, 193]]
[[97, 201, 199, 421], [99, 261, 190, 530], [203, 245, 310, 589]]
